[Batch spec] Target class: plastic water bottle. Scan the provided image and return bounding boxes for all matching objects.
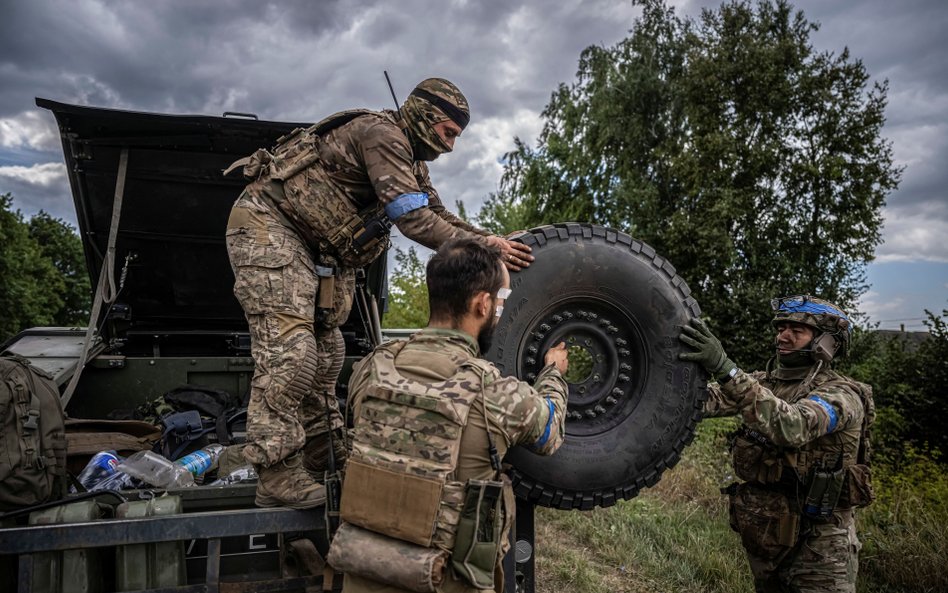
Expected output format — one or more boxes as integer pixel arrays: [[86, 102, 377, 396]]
[[117, 451, 195, 489], [72, 450, 121, 492], [175, 444, 226, 477], [208, 465, 258, 486]]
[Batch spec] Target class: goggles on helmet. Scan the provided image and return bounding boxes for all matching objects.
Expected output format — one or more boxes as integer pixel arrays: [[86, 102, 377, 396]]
[[771, 295, 852, 335]]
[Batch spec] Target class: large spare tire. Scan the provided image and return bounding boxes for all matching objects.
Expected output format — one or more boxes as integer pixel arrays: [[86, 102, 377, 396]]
[[485, 223, 707, 510]]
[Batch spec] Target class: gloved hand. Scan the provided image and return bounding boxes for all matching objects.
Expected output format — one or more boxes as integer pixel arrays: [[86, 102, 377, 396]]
[[678, 318, 737, 380]]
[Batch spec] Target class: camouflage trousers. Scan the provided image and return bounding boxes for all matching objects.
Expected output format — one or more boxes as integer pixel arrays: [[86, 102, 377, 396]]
[[729, 483, 860, 593], [225, 202, 354, 467]]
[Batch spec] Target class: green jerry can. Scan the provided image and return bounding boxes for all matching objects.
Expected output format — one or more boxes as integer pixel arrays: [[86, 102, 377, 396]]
[[115, 495, 186, 591], [28, 500, 105, 593]]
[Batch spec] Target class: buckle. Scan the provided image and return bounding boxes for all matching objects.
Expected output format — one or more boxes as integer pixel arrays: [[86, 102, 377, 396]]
[[22, 409, 40, 431]]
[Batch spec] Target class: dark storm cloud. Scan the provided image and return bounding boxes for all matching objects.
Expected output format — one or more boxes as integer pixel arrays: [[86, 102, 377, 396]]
[[0, 0, 945, 267]]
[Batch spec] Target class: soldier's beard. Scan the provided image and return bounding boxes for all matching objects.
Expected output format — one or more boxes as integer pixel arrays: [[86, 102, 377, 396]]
[[477, 317, 497, 356]]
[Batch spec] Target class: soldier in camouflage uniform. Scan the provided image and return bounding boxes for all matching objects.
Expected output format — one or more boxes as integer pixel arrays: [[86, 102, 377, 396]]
[[225, 78, 534, 509], [679, 296, 874, 593], [338, 238, 569, 593]]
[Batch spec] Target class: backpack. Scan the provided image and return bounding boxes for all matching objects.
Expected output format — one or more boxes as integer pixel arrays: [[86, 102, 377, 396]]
[[0, 355, 67, 510]]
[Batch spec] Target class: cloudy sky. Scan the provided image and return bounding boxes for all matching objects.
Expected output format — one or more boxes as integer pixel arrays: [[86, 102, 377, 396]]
[[1, 0, 945, 330]]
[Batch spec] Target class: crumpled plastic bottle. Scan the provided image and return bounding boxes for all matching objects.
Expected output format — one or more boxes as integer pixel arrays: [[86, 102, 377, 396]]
[[208, 465, 258, 486], [117, 451, 195, 489]]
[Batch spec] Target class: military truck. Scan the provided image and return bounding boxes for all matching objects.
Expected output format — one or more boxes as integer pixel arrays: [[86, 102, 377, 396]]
[[0, 99, 707, 593]]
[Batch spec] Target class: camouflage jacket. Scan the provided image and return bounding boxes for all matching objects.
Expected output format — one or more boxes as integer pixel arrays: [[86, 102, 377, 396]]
[[705, 364, 871, 485], [237, 109, 489, 258]]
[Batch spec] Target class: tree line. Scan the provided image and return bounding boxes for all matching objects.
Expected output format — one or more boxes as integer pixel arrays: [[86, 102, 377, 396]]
[[0, 192, 89, 342]]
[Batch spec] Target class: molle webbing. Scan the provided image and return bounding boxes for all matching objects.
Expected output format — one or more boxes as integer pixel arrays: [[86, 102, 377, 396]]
[[345, 340, 486, 552]]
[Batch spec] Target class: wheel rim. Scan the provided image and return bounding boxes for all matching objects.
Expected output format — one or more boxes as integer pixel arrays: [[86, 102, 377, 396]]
[[513, 294, 648, 438]]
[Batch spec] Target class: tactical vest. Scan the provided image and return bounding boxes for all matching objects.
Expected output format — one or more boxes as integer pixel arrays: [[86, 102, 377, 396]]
[[731, 368, 875, 507], [341, 339, 503, 555], [230, 109, 393, 268]]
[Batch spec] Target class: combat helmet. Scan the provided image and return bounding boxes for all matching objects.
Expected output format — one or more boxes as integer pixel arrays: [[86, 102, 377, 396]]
[[771, 295, 853, 362], [399, 78, 470, 161]]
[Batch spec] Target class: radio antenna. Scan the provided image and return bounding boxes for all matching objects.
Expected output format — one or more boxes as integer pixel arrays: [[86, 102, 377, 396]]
[[384, 70, 400, 109]]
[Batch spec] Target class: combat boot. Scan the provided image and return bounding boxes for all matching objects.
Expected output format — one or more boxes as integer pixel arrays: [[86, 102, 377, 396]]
[[254, 452, 327, 509], [302, 429, 349, 477]]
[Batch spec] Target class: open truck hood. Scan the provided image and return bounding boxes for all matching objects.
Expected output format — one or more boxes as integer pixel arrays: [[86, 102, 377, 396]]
[[36, 98, 385, 353]]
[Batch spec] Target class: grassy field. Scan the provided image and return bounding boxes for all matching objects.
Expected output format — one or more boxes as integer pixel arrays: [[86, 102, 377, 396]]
[[532, 418, 948, 593]]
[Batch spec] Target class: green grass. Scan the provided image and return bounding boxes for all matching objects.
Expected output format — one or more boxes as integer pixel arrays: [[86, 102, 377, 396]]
[[533, 419, 948, 593]]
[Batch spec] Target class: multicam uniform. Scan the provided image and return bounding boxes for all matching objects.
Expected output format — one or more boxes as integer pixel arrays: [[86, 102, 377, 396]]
[[707, 364, 873, 593], [226, 107, 489, 472], [340, 328, 569, 593]]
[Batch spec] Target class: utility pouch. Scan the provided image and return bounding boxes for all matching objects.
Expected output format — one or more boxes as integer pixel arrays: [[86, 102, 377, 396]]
[[451, 479, 504, 590], [803, 465, 846, 520], [843, 463, 875, 508], [327, 522, 448, 593], [242, 148, 273, 180], [340, 458, 443, 547], [728, 482, 799, 562]]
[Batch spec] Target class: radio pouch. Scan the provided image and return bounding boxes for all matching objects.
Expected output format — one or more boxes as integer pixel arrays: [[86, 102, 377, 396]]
[[803, 465, 845, 519], [451, 479, 504, 590]]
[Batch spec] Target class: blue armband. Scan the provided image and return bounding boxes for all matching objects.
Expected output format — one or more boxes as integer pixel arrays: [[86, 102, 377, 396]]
[[808, 395, 839, 433], [384, 192, 429, 220], [531, 397, 556, 449]]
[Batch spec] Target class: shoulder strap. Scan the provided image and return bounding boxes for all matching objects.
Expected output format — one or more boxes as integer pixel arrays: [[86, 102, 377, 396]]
[[460, 358, 503, 476]]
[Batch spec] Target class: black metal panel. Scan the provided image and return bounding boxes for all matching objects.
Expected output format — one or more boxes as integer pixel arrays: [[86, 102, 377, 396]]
[[0, 507, 325, 554]]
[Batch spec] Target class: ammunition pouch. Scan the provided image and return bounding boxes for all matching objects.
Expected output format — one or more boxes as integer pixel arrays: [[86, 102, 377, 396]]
[[730, 430, 783, 484], [451, 479, 505, 590], [325, 203, 391, 268], [327, 522, 448, 593]]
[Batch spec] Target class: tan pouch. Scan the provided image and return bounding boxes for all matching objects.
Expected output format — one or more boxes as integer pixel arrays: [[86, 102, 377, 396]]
[[844, 463, 875, 508], [728, 482, 799, 562], [341, 458, 443, 547], [327, 522, 447, 593]]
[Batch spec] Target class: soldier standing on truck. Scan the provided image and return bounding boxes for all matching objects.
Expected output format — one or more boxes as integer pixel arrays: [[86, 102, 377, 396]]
[[327, 238, 569, 593], [678, 296, 875, 593], [225, 78, 534, 509]]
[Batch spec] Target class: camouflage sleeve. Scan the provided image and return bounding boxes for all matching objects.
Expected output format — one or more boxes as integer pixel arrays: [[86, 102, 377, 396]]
[[721, 370, 865, 447], [703, 382, 743, 417], [484, 363, 569, 456], [356, 121, 484, 249], [346, 354, 373, 422], [413, 162, 491, 237]]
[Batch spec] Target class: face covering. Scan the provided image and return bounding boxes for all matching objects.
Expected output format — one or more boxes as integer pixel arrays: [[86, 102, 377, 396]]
[[400, 95, 454, 161]]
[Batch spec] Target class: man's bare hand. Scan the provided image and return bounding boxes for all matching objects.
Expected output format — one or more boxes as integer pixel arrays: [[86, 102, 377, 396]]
[[544, 341, 569, 375], [486, 235, 534, 271]]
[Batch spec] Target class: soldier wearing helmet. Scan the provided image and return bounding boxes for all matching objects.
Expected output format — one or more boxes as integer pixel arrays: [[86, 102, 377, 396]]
[[678, 296, 874, 593], [224, 78, 533, 509]]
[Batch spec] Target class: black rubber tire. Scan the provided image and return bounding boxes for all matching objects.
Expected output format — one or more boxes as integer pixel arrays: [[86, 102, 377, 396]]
[[485, 223, 707, 510]]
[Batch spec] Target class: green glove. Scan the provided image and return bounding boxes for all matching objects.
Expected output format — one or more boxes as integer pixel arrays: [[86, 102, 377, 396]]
[[678, 318, 737, 379]]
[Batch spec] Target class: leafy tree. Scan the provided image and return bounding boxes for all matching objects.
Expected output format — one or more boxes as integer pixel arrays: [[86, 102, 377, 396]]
[[477, 0, 901, 366], [28, 211, 91, 326], [382, 247, 429, 329], [840, 307, 948, 461], [0, 194, 64, 340]]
